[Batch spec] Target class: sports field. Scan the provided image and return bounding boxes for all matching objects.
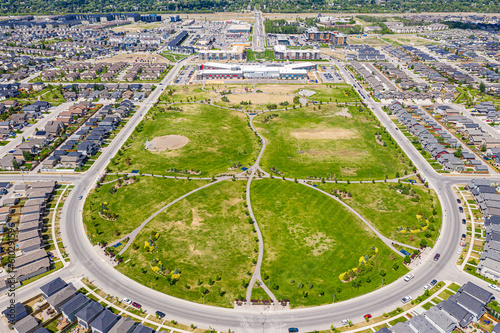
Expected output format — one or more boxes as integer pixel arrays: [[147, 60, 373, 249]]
[[255, 104, 411, 180], [251, 179, 407, 307], [108, 103, 259, 176], [117, 180, 255, 307]]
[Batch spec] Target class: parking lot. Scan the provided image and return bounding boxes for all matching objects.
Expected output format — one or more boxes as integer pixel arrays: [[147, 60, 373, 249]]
[[319, 66, 344, 83], [174, 65, 196, 84]]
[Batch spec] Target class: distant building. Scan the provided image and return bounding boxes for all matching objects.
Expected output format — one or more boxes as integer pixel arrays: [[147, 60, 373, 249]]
[[226, 23, 251, 34], [273, 45, 320, 60], [196, 62, 316, 80], [304, 27, 347, 46], [170, 15, 181, 22]]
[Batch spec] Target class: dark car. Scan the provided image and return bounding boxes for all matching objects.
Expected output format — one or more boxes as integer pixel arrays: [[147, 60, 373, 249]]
[[156, 311, 165, 319], [462, 234, 466, 239], [462, 219, 467, 224], [132, 302, 141, 308], [457, 199, 461, 204], [434, 253, 440, 261], [430, 279, 438, 286], [459, 207, 464, 213], [288, 328, 299, 333]]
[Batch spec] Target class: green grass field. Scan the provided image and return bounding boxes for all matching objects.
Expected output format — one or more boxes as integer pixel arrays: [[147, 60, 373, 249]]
[[317, 183, 442, 247], [108, 103, 259, 176], [303, 84, 360, 103], [83, 177, 208, 244], [255, 104, 411, 180], [251, 179, 407, 307], [159, 85, 218, 103], [117, 180, 255, 307]]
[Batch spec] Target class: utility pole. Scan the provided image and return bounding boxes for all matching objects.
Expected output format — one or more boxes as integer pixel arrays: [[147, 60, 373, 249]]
[[333, 294, 335, 303]]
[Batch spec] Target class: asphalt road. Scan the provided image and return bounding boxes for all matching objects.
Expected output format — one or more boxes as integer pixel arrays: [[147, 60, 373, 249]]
[[3, 58, 500, 333]]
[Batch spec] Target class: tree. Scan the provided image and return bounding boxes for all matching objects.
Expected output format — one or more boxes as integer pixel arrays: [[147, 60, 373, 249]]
[[22, 150, 32, 161], [454, 146, 462, 158], [479, 81, 486, 94], [404, 255, 411, 264], [12, 159, 19, 170]]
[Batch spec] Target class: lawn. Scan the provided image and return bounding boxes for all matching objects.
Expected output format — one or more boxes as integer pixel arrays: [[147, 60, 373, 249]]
[[251, 179, 407, 307], [108, 103, 259, 176], [254, 104, 411, 180], [161, 52, 186, 62], [317, 182, 442, 247], [83, 177, 209, 244], [300, 84, 361, 103], [159, 85, 218, 103], [116, 180, 256, 307]]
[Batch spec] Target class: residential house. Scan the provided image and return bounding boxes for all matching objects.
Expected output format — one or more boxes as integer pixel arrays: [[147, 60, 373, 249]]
[[13, 315, 38, 333], [2, 303, 27, 324], [40, 277, 68, 299], [60, 294, 91, 322], [90, 309, 120, 333], [46, 285, 77, 311], [75, 301, 105, 329]]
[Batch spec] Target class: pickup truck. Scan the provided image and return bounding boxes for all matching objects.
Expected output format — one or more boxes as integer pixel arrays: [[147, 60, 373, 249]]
[[404, 273, 414, 282]]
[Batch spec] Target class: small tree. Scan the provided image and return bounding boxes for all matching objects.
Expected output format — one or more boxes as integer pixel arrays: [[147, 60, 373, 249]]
[[404, 255, 411, 264], [480, 81, 486, 94]]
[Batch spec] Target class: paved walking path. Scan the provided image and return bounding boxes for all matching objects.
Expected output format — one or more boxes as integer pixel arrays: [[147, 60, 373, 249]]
[[116, 177, 229, 255]]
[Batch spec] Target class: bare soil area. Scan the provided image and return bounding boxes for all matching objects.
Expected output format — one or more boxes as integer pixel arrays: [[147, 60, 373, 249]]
[[146, 135, 189, 151], [217, 93, 293, 105], [291, 128, 358, 140]]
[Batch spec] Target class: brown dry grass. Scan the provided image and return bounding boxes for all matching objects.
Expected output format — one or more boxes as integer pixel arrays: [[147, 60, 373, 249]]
[[291, 128, 358, 140], [112, 22, 164, 32], [217, 93, 293, 105]]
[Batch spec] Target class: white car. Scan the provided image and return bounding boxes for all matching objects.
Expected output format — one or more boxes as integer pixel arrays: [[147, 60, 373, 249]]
[[423, 284, 431, 291], [122, 298, 132, 305], [457, 248, 462, 254], [340, 319, 351, 326], [401, 296, 412, 304], [404, 273, 414, 282], [489, 284, 500, 292]]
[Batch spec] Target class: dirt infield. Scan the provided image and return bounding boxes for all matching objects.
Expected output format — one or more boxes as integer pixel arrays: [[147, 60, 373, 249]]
[[146, 135, 189, 151], [96, 53, 169, 64], [291, 128, 358, 140], [217, 93, 294, 105]]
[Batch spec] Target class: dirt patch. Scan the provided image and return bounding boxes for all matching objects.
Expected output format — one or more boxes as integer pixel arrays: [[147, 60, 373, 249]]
[[95, 53, 169, 64], [304, 232, 336, 256], [256, 84, 300, 94], [191, 208, 203, 226], [336, 108, 352, 118], [217, 93, 293, 105], [146, 135, 189, 151], [189, 244, 202, 256], [291, 128, 358, 140]]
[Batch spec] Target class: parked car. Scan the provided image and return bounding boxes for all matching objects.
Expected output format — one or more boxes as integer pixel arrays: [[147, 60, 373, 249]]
[[122, 298, 132, 305], [462, 219, 466, 224], [462, 234, 466, 239], [434, 253, 440, 261], [489, 284, 500, 292], [423, 284, 431, 290], [401, 296, 412, 304], [457, 248, 462, 254], [132, 302, 141, 308], [364, 314, 372, 319], [459, 207, 464, 213], [404, 273, 414, 282], [340, 319, 351, 326], [457, 199, 461, 204], [156, 311, 165, 319], [430, 279, 438, 287], [288, 329, 299, 333], [78, 195, 83, 200]]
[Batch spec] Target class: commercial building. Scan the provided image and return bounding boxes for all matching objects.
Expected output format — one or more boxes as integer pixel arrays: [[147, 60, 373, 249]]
[[196, 62, 316, 80], [226, 23, 252, 34], [273, 45, 320, 60], [304, 28, 347, 46]]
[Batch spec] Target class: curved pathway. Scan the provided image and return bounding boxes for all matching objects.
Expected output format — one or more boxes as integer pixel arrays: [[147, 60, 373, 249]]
[[117, 177, 229, 255], [301, 181, 418, 253], [245, 114, 278, 303]]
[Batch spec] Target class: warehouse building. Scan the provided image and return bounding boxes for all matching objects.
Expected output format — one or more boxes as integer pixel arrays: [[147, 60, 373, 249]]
[[196, 62, 316, 80], [226, 23, 252, 34]]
